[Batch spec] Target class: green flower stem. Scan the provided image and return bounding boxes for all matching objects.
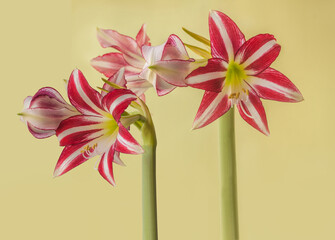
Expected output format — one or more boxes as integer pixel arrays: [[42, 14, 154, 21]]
[[139, 100, 158, 240], [219, 107, 239, 240]]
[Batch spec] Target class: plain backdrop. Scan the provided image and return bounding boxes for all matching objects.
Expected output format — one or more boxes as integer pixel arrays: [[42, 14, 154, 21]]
[[1, 0, 334, 239]]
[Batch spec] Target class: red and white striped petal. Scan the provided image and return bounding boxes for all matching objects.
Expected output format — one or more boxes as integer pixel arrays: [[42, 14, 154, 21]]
[[98, 146, 116, 185], [56, 115, 105, 146], [30, 87, 72, 110], [237, 90, 269, 135], [113, 151, 126, 166], [235, 34, 280, 75], [54, 140, 97, 177], [155, 76, 177, 96], [193, 91, 231, 129], [91, 53, 140, 78], [209, 10, 245, 62], [161, 34, 189, 61], [27, 122, 55, 139], [116, 125, 144, 154], [96, 28, 145, 69], [186, 59, 226, 92], [101, 68, 127, 97], [102, 89, 137, 121], [68, 69, 104, 116], [247, 68, 303, 102], [136, 24, 151, 47]]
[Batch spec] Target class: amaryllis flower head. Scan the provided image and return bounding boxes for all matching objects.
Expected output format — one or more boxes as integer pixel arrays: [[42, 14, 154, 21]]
[[19, 87, 79, 139], [92, 25, 202, 96], [54, 69, 143, 185], [185, 10, 303, 135]]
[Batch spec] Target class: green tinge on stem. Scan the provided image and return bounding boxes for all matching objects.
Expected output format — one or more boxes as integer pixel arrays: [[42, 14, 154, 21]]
[[219, 107, 239, 240], [139, 99, 158, 240]]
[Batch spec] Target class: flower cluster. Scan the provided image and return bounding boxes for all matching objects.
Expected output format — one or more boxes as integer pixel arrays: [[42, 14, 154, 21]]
[[19, 10, 303, 184]]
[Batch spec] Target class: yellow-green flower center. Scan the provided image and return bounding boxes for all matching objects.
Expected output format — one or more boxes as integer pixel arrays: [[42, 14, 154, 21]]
[[224, 61, 249, 103]]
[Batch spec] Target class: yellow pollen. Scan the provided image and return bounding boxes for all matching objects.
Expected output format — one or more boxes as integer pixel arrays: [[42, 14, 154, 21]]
[[81, 143, 98, 154]]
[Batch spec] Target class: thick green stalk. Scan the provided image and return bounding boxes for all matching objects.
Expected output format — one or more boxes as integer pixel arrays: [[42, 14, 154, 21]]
[[139, 100, 158, 240], [219, 107, 239, 240]]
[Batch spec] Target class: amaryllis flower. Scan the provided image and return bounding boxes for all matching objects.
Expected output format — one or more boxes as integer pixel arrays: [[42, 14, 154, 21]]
[[186, 10, 303, 135], [19, 87, 79, 139], [54, 69, 143, 185], [92, 25, 201, 96]]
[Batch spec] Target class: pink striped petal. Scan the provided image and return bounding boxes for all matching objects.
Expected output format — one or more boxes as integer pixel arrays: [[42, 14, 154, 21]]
[[101, 68, 127, 97], [27, 122, 55, 139], [136, 24, 151, 47], [235, 34, 280, 75], [155, 76, 176, 96], [193, 91, 231, 129], [209, 10, 245, 62], [247, 68, 303, 102], [186, 59, 226, 92], [116, 125, 144, 154], [126, 75, 152, 97], [68, 69, 104, 116], [237, 90, 269, 135], [54, 141, 96, 177], [98, 146, 116, 185], [91, 53, 140, 78], [56, 115, 105, 146], [141, 44, 164, 65], [161, 34, 189, 61], [30, 87, 71, 109], [97, 28, 145, 69], [102, 89, 137, 121]]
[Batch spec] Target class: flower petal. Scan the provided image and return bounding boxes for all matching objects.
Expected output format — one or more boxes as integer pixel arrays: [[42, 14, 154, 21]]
[[155, 75, 177, 96], [98, 145, 116, 185], [91, 53, 140, 78], [193, 91, 231, 129], [96, 28, 145, 69], [126, 75, 152, 97], [30, 87, 72, 109], [53, 140, 97, 177], [136, 24, 151, 47], [68, 69, 104, 116], [209, 10, 245, 61], [113, 151, 126, 166], [116, 125, 144, 154], [162, 34, 189, 60], [56, 115, 105, 146], [235, 34, 280, 75], [101, 68, 127, 97], [237, 90, 269, 135], [27, 122, 55, 139], [102, 89, 137, 121], [141, 44, 165, 65], [186, 59, 226, 92], [247, 68, 303, 102]]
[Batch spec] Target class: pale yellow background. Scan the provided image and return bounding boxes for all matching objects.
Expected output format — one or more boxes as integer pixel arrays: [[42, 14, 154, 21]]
[[1, 0, 334, 239]]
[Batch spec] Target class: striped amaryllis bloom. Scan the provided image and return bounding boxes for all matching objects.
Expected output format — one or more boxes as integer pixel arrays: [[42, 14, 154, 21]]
[[54, 69, 143, 185], [20, 87, 79, 139], [91, 25, 200, 96], [186, 10, 303, 135]]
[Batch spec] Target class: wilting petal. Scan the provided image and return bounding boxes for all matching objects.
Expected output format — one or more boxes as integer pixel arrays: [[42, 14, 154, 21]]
[[68, 69, 104, 116], [155, 76, 177, 96], [54, 140, 97, 177], [27, 122, 55, 139], [102, 89, 137, 121], [116, 125, 143, 154], [235, 34, 280, 75], [209, 10, 245, 61], [186, 59, 226, 92], [91, 53, 140, 78], [162, 34, 189, 61], [136, 24, 151, 47], [98, 146, 116, 185], [101, 68, 127, 97], [96, 28, 145, 69], [247, 68, 303, 102], [237, 90, 269, 135], [56, 115, 105, 146], [193, 91, 231, 129]]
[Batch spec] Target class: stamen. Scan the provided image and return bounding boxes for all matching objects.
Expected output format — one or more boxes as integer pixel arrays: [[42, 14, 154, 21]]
[[81, 144, 98, 159], [239, 101, 253, 119]]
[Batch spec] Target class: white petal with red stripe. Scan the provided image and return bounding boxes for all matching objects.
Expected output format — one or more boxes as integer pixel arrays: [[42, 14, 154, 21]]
[[136, 24, 151, 47], [98, 146, 116, 185], [247, 68, 303, 102], [116, 125, 143, 154], [193, 91, 231, 129], [209, 10, 245, 61], [161, 34, 189, 61]]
